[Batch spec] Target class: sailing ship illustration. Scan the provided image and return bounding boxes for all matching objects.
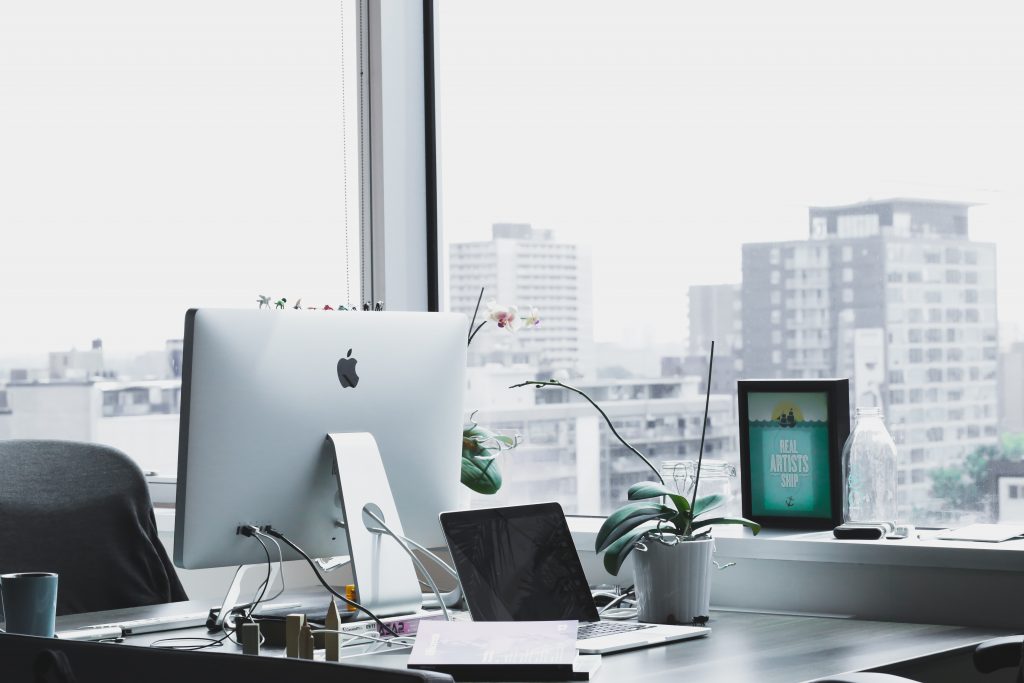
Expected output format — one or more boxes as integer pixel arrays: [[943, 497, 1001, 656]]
[[778, 408, 797, 428]]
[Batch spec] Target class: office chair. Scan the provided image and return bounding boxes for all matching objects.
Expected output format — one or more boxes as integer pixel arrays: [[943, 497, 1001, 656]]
[[974, 636, 1024, 679], [812, 674, 917, 682], [0, 439, 187, 616], [813, 637, 1024, 682]]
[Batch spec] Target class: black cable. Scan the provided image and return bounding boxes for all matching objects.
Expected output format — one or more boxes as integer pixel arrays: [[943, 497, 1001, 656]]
[[229, 532, 278, 621], [262, 526, 400, 638], [151, 533, 274, 651]]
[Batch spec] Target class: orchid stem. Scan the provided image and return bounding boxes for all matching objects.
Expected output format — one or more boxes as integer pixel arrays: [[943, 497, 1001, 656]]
[[684, 340, 715, 537], [509, 379, 665, 486], [467, 287, 485, 346]]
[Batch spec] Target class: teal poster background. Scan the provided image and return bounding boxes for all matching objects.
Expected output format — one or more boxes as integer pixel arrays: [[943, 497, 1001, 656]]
[[747, 392, 831, 518]]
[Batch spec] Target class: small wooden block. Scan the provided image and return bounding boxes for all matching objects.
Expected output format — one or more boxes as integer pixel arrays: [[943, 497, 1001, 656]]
[[240, 622, 261, 656], [299, 622, 315, 660], [325, 599, 341, 662], [285, 614, 305, 658]]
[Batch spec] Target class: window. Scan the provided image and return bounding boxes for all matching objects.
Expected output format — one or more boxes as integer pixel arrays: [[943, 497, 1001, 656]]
[[0, 1, 364, 475], [436, 1, 1022, 526]]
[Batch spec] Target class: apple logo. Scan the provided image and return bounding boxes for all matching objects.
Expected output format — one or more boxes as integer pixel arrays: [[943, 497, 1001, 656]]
[[337, 348, 359, 388]]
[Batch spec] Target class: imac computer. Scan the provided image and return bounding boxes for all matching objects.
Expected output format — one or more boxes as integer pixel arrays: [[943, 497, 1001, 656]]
[[174, 308, 466, 616]]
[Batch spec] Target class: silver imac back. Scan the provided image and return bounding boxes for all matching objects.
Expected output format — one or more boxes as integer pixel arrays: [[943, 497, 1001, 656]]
[[174, 309, 466, 569]]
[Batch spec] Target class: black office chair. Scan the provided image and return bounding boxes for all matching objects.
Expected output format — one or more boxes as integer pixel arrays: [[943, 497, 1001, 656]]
[[974, 636, 1024, 680], [813, 637, 1024, 682], [812, 674, 918, 682], [0, 439, 187, 616]]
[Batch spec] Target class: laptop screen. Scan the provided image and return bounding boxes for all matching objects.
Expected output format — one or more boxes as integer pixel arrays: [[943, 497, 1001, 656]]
[[439, 503, 601, 623]]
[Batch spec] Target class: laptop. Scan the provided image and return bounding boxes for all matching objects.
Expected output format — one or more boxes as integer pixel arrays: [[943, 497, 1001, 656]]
[[439, 502, 710, 655]]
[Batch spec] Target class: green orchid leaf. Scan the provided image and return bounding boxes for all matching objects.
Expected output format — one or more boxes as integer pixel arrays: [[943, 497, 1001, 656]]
[[627, 481, 691, 516], [627, 481, 675, 500], [691, 516, 762, 534], [692, 494, 725, 518], [602, 526, 655, 576], [595, 503, 676, 553], [460, 419, 522, 495], [460, 449, 502, 494]]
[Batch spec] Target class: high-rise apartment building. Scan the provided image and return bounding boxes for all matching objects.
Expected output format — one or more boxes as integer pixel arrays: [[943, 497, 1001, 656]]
[[449, 224, 594, 377], [688, 284, 742, 357], [1001, 342, 1024, 434], [742, 199, 999, 514]]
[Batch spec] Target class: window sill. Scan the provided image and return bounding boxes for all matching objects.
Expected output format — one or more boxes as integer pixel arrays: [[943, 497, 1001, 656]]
[[567, 517, 1024, 628]]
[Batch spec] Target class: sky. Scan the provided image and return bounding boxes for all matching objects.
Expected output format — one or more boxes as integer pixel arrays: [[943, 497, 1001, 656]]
[[436, 0, 1024, 346], [1, 1, 1023, 360], [0, 1, 362, 356]]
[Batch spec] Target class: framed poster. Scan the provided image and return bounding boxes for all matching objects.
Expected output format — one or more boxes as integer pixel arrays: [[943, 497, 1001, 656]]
[[738, 379, 850, 530]]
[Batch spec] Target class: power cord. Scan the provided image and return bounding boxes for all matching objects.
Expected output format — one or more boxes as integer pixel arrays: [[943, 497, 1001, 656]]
[[363, 509, 450, 622], [260, 525, 400, 638], [151, 531, 274, 651], [594, 586, 637, 620]]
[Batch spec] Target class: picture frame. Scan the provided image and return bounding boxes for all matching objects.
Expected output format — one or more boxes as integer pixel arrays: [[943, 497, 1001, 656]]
[[737, 379, 850, 530]]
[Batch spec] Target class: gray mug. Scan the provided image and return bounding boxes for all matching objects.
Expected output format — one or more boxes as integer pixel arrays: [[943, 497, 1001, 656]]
[[0, 572, 58, 637]]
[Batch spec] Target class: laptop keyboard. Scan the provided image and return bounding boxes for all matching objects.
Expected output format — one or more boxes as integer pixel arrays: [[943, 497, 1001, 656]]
[[577, 621, 655, 640]]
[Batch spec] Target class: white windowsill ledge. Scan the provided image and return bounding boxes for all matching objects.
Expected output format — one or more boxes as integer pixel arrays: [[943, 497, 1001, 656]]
[[568, 517, 1024, 628], [568, 517, 1024, 572]]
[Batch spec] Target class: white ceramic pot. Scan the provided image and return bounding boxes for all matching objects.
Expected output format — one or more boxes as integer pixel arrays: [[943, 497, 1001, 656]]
[[632, 535, 713, 625]]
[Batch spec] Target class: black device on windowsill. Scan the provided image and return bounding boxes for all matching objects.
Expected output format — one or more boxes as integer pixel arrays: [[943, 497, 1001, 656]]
[[833, 522, 894, 540]]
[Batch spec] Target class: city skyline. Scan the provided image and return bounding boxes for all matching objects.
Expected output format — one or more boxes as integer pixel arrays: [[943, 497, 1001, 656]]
[[0, 200, 1019, 362], [438, 0, 1024, 347]]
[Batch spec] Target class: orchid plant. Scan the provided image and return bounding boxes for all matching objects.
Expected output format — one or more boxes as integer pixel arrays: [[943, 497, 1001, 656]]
[[512, 342, 760, 576], [460, 288, 539, 494]]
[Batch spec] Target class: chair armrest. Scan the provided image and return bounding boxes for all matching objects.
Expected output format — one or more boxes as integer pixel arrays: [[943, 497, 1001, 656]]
[[973, 635, 1024, 674], [811, 673, 917, 682]]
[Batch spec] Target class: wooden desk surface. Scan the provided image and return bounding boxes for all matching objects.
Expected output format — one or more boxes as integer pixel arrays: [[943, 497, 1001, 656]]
[[56, 599, 1015, 683]]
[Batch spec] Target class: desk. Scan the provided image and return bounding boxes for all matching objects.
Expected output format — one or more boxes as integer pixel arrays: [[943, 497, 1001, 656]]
[[56, 596, 1015, 682]]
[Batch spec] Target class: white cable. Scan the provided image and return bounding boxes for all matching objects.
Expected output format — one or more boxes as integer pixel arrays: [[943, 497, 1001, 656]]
[[256, 530, 287, 602], [312, 628, 417, 648], [365, 511, 451, 622], [397, 533, 460, 581], [598, 592, 632, 614], [394, 530, 463, 608], [600, 608, 638, 620], [421, 585, 462, 610], [397, 548, 448, 620]]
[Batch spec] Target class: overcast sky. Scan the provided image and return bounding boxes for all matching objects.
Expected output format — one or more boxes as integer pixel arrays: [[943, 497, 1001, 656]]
[[437, 0, 1024, 346], [1, 1, 1022, 359]]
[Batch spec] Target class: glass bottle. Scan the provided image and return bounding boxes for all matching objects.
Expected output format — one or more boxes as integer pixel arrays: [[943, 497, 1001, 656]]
[[842, 407, 898, 524], [662, 459, 737, 511]]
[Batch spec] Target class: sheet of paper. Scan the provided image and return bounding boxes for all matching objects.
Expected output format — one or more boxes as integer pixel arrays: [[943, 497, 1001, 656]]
[[936, 523, 1024, 543]]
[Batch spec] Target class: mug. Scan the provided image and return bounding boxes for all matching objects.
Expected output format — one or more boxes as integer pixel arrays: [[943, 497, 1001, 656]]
[[0, 572, 59, 637]]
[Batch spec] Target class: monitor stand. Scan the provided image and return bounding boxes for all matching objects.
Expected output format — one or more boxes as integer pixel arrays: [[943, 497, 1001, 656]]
[[212, 433, 422, 629], [324, 432, 422, 618]]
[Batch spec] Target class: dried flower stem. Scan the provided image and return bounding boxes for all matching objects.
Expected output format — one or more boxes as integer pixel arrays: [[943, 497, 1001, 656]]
[[467, 287, 487, 346], [509, 379, 665, 485], [684, 340, 715, 537]]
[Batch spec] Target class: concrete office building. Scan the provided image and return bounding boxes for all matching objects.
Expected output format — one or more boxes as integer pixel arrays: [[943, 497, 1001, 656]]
[[688, 284, 742, 358], [668, 284, 744, 394], [742, 199, 999, 514], [449, 223, 594, 377], [49, 339, 107, 381], [0, 379, 181, 476], [1000, 342, 1024, 434], [465, 371, 738, 515]]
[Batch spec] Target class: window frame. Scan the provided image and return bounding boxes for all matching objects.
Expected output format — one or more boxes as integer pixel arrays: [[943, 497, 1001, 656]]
[[421, 1, 1024, 610]]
